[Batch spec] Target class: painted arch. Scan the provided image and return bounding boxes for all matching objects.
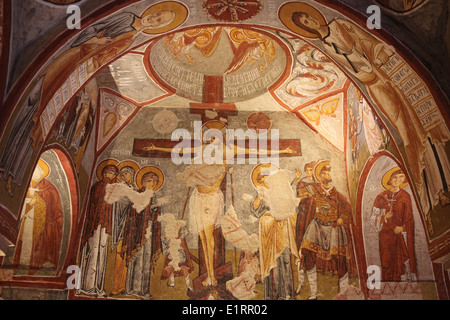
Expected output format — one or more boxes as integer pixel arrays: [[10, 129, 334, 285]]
[[0, 0, 448, 300]]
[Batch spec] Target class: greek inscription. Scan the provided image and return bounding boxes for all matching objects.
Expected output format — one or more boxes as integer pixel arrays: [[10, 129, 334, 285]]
[[398, 75, 421, 94], [406, 86, 430, 105], [420, 111, 441, 130], [414, 99, 435, 117], [381, 55, 402, 75], [391, 66, 412, 85]]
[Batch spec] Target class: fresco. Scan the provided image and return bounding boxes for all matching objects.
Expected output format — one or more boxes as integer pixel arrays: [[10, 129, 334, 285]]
[[97, 90, 137, 153], [300, 94, 345, 152], [151, 26, 287, 103], [202, 0, 264, 22], [360, 155, 434, 299], [346, 83, 392, 202], [0, 79, 42, 197], [12, 149, 72, 277], [274, 35, 347, 108], [49, 79, 98, 171], [68, 87, 355, 300], [95, 52, 168, 105], [0, 0, 448, 302], [280, 1, 450, 220], [0, 1, 188, 197]]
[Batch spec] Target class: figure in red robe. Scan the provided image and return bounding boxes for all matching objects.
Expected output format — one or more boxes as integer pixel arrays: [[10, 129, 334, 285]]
[[13, 161, 63, 275], [121, 171, 162, 299], [28, 178, 63, 273], [371, 168, 417, 281], [78, 163, 118, 297]]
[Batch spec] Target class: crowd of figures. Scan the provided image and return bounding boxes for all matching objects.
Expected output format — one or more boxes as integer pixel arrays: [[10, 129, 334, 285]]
[[248, 160, 356, 300], [74, 157, 418, 300], [77, 160, 193, 299]]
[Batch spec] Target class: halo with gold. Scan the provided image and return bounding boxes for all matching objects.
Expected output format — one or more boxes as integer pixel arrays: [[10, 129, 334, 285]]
[[136, 166, 165, 191], [96, 159, 119, 181], [34, 159, 50, 182], [278, 2, 328, 39], [314, 159, 330, 183], [141, 1, 188, 35], [117, 160, 140, 183], [381, 166, 409, 190], [202, 120, 227, 133], [251, 163, 280, 189], [202, 120, 228, 142]]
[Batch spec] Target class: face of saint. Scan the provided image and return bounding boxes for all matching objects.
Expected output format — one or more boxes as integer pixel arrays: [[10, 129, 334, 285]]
[[121, 171, 133, 185], [297, 13, 321, 31], [390, 173, 406, 189], [259, 175, 269, 189], [305, 167, 314, 179], [141, 10, 174, 28], [320, 170, 332, 186], [105, 170, 117, 182], [144, 176, 158, 191], [31, 166, 44, 183]]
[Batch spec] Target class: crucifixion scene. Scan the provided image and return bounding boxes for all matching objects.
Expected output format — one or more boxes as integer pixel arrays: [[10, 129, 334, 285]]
[[0, 0, 449, 303]]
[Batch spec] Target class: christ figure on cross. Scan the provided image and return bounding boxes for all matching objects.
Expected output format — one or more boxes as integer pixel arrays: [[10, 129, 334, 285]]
[[143, 121, 297, 287]]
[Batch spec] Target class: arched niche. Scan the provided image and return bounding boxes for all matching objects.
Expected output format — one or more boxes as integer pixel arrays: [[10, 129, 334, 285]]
[[355, 151, 435, 299], [0, 0, 448, 300], [6, 147, 79, 287]]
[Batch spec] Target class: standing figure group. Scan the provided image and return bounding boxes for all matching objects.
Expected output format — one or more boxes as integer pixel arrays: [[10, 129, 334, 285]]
[[77, 155, 418, 300], [248, 160, 354, 300], [77, 160, 173, 299]]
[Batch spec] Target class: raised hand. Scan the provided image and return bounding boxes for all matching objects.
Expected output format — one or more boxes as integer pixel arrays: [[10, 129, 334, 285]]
[[284, 146, 296, 154], [143, 143, 156, 151]]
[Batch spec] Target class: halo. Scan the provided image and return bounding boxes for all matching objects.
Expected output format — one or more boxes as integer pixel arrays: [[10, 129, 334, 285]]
[[96, 159, 119, 181], [141, 1, 188, 35], [202, 120, 228, 132], [152, 110, 179, 134], [279, 2, 328, 39], [314, 159, 330, 182], [117, 160, 140, 183], [36, 159, 50, 179], [136, 166, 165, 191], [381, 166, 409, 190], [202, 120, 228, 141], [246, 112, 272, 134], [251, 163, 280, 189]]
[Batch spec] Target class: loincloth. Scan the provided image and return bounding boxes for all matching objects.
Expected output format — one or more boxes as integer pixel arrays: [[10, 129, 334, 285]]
[[189, 188, 224, 233]]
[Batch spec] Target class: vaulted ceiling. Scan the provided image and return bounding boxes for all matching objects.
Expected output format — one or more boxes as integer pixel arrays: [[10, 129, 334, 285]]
[[0, 0, 449, 300]]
